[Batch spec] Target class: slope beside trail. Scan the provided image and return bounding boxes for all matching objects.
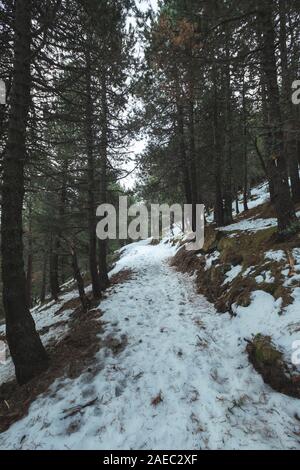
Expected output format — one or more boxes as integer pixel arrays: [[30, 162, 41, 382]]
[[0, 239, 299, 450]]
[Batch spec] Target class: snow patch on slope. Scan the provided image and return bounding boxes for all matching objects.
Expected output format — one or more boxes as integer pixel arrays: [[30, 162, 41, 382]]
[[1, 240, 300, 450]]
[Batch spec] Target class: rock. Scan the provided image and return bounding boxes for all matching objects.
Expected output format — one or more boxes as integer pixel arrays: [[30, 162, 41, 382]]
[[246, 334, 300, 398]]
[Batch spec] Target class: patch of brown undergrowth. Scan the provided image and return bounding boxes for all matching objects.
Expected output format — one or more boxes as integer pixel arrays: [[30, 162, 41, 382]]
[[170, 248, 203, 274], [171, 222, 300, 314], [110, 268, 136, 286], [58, 296, 82, 314], [150, 238, 160, 246], [235, 201, 276, 222], [151, 391, 163, 407]]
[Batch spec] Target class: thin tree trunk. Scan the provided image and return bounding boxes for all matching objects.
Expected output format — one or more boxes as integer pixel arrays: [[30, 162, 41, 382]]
[[187, 61, 198, 232], [98, 69, 109, 289], [50, 233, 60, 301], [213, 70, 224, 227], [223, 29, 233, 225], [85, 44, 102, 298], [235, 193, 240, 215], [70, 244, 90, 313], [1, 0, 48, 385], [242, 74, 249, 212], [26, 199, 33, 309], [49, 171, 66, 301], [40, 248, 47, 304], [259, 78, 275, 201], [174, 68, 192, 207]]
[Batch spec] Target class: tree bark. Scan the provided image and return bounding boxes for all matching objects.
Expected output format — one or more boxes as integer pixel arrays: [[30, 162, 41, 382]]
[[279, 0, 300, 203], [1, 0, 48, 385], [187, 58, 198, 232], [50, 233, 60, 301], [40, 248, 47, 304], [26, 199, 33, 309], [242, 74, 249, 212], [98, 70, 110, 289], [223, 28, 233, 225], [257, 1, 296, 234], [174, 68, 192, 207], [85, 45, 102, 299], [70, 244, 90, 313], [213, 69, 224, 227]]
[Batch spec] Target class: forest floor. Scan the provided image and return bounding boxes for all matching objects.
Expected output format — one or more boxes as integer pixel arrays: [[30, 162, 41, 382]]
[[0, 183, 300, 449]]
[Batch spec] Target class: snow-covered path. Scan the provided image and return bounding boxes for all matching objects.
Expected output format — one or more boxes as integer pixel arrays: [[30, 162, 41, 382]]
[[1, 240, 300, 450]]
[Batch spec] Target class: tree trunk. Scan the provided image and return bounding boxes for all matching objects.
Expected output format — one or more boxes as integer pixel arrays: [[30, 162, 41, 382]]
[[257, 1, 296, 234], [1, 0, 48, 385], [50, 233, 60, 301], [26, 200, 33, 309], [260, 78, 275, 201], [213, 70, 224, 227], [98, 69, 109, 289], [279, 0, 300, 203], [242, 74, 249, 212], [85, 45, 102, 299], [40, 248, 47, 304], [223, 29, 233, 225], [235, 193, 240, 215], [187, 62, 198, 232], [70, 244, 90, 313], [174, 69, 192, 207]]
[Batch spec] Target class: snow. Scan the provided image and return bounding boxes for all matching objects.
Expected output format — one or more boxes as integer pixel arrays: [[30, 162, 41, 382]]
[[242, 267, 255, 277], [232, 290, 300, 370], [220, 210, 300, 234], [220, 217, 277, 233], [0, 287, 80, 386], [233, 182, 270, 214], [1, 240, 300, 450], [255, 271, 275, 284], [265, 250, 287, 263], [204, 251, 220, 270], [293, 248, 300, 264], [207, 181, 271, 224], [222, 265, 242, 285]]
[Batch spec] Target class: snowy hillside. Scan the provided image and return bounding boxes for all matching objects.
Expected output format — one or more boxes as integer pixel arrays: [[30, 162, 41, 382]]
[[0, 181, 300, 450]]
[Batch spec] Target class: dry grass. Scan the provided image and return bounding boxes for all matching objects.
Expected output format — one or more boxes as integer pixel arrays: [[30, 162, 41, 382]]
[[151, 391, 163, 407], [171, 220, 300, 314], [110, 268, 136, 286]]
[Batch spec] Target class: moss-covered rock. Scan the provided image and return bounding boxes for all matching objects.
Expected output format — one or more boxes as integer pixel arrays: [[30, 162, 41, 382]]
[[251, 334, 282, 364], [202, 226, 225, 254]]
